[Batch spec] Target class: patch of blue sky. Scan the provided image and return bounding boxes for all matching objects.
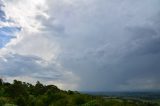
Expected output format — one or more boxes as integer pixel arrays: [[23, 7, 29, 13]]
[[0, 3, 21, 48], [0, 26, 21, 48], [0, 33, 15, 48], [0, 26, 21, 35]]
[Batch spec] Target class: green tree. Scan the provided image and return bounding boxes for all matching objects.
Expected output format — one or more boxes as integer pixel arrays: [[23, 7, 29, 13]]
[[33, 81, 45, 96], [0, 78, 3, 86]]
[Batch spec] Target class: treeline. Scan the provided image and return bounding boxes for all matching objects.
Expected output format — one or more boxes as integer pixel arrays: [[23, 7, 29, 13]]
[[0, 79, 159, 106]]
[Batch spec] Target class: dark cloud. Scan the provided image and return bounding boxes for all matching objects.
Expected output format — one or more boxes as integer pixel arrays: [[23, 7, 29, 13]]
[[1, 0, 160, 91], [47, 0, 160, 91], [125, 26, 160, 56], [0, 1, 5, 21]]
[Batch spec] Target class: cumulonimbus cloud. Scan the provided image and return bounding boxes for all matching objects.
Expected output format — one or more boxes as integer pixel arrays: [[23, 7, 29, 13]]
[[0, 0, 160, 91]]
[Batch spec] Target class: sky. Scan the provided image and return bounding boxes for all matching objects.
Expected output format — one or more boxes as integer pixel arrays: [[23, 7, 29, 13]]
[[0, 0, 160, 91]]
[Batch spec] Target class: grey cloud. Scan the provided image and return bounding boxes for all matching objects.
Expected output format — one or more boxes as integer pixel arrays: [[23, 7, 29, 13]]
[[1, 0, 160, 91], [0, 54, 65, 81], [127, 27, 157, 40], [44, 0, 160, 91], [0, 2, 5, 21], [35, 12, 66, 38], [124, 26, 160, 57]]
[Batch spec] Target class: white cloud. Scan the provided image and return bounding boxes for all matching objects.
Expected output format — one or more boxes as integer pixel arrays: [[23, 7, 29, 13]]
[[1, 0, 58, 61], [2, 0, 48, 32], [0, 0, 79, 90]]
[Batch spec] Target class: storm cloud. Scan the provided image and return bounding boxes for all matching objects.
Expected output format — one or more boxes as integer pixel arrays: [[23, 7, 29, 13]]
[[0, 0, 160, 91]]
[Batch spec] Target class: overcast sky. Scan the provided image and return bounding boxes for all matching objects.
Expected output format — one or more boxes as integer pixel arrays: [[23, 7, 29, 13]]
[[0, 0, 160, 91]]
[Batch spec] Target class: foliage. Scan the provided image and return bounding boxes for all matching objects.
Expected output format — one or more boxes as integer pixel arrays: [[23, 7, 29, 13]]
[[0, 78, 159, 106]]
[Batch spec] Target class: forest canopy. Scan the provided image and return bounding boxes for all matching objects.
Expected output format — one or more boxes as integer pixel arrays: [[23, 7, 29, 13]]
[[0, 79, 159, 106]]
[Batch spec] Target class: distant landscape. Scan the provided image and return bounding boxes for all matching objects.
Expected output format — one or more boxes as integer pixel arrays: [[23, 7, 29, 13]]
[[84, 91, 160, 105], [0, 79, 160, 106]]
